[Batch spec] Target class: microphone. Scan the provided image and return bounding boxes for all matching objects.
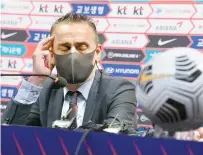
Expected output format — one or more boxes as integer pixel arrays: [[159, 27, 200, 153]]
[[52, 104, 78, 129], [102, 114, 137, 135], [0, 73, 67, 89]]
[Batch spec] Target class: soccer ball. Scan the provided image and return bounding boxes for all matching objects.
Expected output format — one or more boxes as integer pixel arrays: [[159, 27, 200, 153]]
[[136, 47, 203, 132]]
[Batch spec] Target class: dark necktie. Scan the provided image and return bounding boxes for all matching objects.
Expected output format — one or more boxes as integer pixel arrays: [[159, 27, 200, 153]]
[[66, 91, 79, 129]]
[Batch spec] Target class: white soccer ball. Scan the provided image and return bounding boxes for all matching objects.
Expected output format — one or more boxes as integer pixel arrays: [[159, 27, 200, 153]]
[[136, 47, 203, 132]]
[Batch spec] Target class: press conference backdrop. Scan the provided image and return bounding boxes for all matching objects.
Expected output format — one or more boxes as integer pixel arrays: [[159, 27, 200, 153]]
[[0, 0, 203, 130]]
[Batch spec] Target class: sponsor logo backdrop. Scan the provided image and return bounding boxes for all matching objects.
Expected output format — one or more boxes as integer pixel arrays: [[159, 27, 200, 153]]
[[1, 0, 203, 129]]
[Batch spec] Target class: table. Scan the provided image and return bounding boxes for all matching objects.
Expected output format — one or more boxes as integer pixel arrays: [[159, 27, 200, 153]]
[[1, 125, 203, 155]]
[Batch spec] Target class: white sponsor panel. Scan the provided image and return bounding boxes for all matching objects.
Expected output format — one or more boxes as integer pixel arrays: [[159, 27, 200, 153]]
[[147, 19, 193, 34], [1, 1, 33, 14], [31, 2, 71, 16], [0, 57, 24, 72], [106, 18, 149, 33], [0, 15, 30, 29], [92, 18, 108, 32], [1, 72, 22, 86], [190, 20, 203, 35], [150, 4, 195, 18], [22, 59, 33, 73], [29, 16, 58, 30], [193, 4, 203, 18], [108, 4, 152, 18], [104, 34, 147, 48]]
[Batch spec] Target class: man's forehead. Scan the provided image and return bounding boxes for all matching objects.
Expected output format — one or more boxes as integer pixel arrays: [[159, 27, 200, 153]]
[[54, 33, 93, 44], [54, 23, 94, 34], [53, 23, 95, 42]]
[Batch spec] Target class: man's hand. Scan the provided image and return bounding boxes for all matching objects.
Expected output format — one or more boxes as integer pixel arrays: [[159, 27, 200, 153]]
[[192, 127, 203, 141], [174, 127, 203, 141], [28, 36, 55, 86]]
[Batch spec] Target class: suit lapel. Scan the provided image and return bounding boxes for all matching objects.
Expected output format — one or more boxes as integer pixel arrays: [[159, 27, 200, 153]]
[[83, 71, 101, 125], [47, 88, 64, 127]]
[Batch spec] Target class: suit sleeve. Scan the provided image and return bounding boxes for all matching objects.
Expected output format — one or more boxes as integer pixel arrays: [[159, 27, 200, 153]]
[[1, 100, 38, 125], [106, 79, 137, 129], [25, 100, 41, 126], [1, 100, 18, 124], [1, 79, 42, 126]]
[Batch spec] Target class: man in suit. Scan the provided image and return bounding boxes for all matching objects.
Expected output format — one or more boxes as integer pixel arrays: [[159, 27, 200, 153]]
[[1, 13, 137, 129]]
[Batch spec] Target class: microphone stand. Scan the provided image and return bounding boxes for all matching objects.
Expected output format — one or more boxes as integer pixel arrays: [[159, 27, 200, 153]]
[[0, 73, 55, 80], [0, 73, 67, 89]]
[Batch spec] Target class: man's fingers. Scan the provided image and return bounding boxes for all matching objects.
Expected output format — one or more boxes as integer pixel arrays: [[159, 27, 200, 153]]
[[192, 131, 200, 141], [42, 39, 54, 50], [33, 50, 50, 70], [33, 50, 50, 59], [36, 36, 54, 50], [42, 50, 52, 69], [49, 56, 55, 70], [44, 50, 51, 68]]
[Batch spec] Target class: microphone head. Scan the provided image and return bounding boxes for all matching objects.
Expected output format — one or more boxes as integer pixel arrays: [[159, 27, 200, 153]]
[[53, 77, 67, 89]]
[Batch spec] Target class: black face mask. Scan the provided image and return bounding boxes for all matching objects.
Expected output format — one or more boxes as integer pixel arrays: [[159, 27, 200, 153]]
[[54, 50, 96, 84]]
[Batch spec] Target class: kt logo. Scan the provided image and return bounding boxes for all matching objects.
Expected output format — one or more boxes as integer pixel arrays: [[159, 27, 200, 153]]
[[39, 4, 48, 12], [117, 6, 144, 15], [39, 4, 63, 13], [8, 60, 17, 69], [54, 5, 64, 13]]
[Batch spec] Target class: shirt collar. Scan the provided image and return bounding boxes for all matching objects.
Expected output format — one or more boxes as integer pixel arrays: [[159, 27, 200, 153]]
[[63, 74, 95, 100]]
